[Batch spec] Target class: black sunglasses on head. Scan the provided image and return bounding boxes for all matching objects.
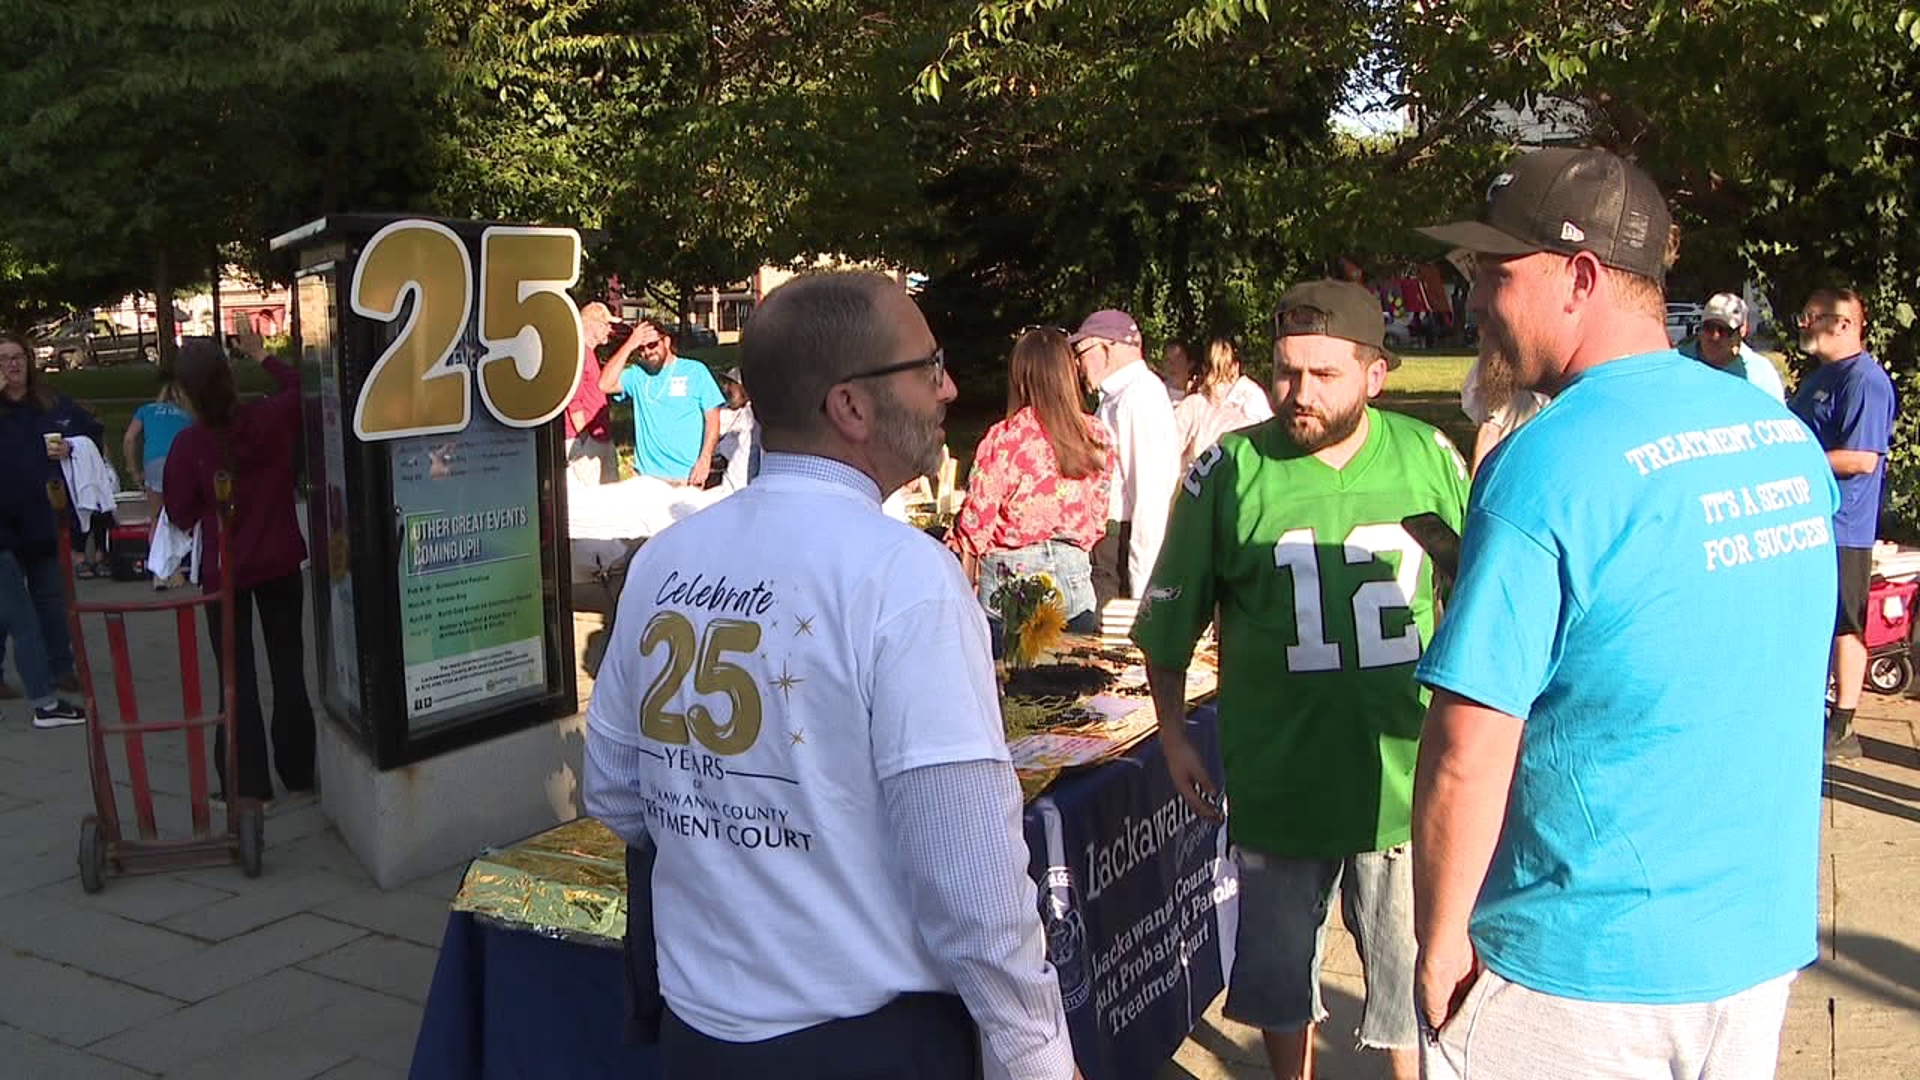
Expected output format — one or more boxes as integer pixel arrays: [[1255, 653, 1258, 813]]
[[1013, 324, 1070, 341]]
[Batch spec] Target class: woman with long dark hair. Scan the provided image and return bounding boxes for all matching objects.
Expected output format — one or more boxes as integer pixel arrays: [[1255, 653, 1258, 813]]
[[948, 327, 1114, 629], [164, 338, 313, 802], [0, 331, 86, 724]]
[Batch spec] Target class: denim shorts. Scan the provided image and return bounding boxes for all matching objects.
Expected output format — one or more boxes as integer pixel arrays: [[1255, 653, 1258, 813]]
[[1224, 843, 1419, 1049], [976, 539, 1096, 623]]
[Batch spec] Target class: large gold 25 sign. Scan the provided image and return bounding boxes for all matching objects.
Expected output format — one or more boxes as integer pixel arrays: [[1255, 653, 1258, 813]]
[[350, 220, 585, 441]]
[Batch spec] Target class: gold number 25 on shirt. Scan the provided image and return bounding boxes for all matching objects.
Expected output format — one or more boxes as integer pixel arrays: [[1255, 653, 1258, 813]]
[[350, 220, 584, 440], [638, 612, 766, 755]]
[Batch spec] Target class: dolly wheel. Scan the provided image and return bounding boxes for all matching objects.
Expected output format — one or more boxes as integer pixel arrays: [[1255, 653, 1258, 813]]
[[1868, 654, 1912, 696], [79, 818, 106, 893], [239, 804, 265, 878]]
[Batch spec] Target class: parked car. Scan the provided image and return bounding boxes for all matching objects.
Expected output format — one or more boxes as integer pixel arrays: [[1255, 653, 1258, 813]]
[[32, 314, 160, 370], [1664, 301, 1704, 346]]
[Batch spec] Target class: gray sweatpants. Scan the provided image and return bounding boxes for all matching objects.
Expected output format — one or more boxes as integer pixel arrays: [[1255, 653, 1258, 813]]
[[1421, 968, 1795, 1080]]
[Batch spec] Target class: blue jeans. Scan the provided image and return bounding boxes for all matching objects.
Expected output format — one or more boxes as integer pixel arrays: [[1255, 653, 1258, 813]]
[[977, 540, 1097, 652], [0, 550, 75, 706]]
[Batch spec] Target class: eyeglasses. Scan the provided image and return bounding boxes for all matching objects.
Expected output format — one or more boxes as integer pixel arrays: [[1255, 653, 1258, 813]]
[[843, 347, 946, 387], [1795, 312, 1844, 329], [1700, 324, 1737, 339]]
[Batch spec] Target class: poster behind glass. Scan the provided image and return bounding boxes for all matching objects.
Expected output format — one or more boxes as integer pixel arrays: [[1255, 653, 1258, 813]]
[[299, 270, 363, 722], [388, 323, 548, 733]]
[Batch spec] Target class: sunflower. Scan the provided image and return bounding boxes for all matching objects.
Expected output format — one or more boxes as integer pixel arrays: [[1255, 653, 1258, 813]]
[[1012, 596, 1068, 669]]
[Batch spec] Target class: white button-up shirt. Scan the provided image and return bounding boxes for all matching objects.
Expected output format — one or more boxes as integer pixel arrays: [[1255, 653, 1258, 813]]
[[1096, 360, 1181, 595]]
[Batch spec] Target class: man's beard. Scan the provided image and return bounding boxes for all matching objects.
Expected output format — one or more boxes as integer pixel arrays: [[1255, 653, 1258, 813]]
[[1285, 394, 1367, 454], [1478, 342, 1520, 405], [869, 380, 945, 479]]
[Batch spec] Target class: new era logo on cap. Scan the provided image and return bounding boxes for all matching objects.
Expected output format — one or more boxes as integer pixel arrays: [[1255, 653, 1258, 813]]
[[1418, 147, 1674, 282]]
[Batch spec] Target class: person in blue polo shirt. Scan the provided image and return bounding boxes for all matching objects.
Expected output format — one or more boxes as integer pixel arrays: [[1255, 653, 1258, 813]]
[[1789, 286, 1897, 759], [597, 319, 725, 485]]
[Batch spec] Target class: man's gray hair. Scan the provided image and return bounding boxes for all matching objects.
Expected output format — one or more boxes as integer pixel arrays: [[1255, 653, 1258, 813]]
[[742, 271, 903, 438]]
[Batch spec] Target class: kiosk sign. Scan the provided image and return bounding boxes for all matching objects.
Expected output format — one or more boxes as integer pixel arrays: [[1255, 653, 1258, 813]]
[[344, 219, 585, 729], [277, 213, 581, 768], [391, 416, 547, 726]]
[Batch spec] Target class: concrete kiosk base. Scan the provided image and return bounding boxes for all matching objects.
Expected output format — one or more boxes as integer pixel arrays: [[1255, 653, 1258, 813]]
[[316, 709, 589, 889]]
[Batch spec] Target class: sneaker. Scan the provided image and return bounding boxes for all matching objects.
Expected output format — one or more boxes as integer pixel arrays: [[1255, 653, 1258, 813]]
[[31, 700, 86, 729], [1825, 727, 1864, 761]]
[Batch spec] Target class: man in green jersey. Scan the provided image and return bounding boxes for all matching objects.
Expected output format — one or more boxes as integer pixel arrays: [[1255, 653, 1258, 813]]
[[1132, 280, 1469, 1080]]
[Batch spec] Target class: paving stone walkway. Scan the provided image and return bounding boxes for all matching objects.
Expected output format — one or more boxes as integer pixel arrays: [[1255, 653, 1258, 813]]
[[4, 574, 1915, 1078]]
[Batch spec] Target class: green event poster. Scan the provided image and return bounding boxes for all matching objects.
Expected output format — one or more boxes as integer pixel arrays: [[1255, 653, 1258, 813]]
[[390, 409, 547, 729]]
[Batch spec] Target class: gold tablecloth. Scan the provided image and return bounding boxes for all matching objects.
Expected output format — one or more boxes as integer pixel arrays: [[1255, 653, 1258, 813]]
[[453, 817, 630, 946]]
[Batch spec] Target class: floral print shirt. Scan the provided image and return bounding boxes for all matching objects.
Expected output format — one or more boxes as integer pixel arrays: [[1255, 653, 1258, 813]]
[[949, 406, 1115, 559]]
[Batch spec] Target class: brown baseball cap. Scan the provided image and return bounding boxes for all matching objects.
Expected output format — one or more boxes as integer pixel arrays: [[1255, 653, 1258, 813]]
[[1418, 147, 1673, 281], [1274, 280, 1399, 369]]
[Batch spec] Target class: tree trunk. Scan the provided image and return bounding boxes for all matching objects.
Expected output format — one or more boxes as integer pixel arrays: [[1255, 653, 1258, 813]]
[[155, 249, 175, 369], [210, 246, 223, 346]]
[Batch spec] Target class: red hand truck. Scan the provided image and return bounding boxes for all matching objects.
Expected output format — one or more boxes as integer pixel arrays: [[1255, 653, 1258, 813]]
[[48, 474, 265, 892]]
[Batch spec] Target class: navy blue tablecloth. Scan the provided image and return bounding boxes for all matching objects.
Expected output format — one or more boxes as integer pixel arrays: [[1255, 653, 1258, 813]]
[[410, 705, 1231, 1080]]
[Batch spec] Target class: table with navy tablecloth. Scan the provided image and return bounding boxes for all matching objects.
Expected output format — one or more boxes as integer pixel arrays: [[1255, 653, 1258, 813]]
[[409, 705, 1235, 1080]]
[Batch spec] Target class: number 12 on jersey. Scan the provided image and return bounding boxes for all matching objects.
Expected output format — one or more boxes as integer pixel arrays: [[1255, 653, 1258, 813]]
[[350, 220, 585, 441], [1274, 524, 1426, 672]]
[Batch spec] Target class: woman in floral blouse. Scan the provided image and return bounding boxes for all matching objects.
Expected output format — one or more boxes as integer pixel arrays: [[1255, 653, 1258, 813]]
[[949, 327, 1115, 632]]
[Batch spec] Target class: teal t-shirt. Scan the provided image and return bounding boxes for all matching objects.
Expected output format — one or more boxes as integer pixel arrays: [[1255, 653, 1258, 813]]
[[133, 400, 192, 466], [1416, 350, 1837, 1004], [616, 357, 724, 480]]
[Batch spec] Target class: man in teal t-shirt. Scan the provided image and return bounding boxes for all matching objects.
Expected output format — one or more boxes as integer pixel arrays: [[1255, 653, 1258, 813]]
[[597, 319, 724, 485], [1134, 280, 1468, 1080], [1413, 147, 1835, 1080]]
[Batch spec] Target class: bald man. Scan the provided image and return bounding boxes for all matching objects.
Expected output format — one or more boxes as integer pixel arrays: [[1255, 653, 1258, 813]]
[[565, 301, 616, 485], [585, 272, 1080, 1080]]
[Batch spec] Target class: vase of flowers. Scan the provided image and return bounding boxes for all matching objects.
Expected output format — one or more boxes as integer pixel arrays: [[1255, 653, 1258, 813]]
[[991, 572, 1068, 671]]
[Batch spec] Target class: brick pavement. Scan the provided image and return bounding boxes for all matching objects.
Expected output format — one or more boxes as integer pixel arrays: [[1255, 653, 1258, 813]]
[[3, 573, 1916, 1078]]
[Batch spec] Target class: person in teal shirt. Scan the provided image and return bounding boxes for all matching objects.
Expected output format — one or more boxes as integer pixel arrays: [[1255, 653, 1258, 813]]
[[596, 320, 725, 485], [125, 375, 194, 516], [1680, 292, 1786, 403]]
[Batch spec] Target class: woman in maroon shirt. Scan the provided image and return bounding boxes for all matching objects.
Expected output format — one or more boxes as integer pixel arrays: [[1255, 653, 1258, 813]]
[[164, 338, 313, 803]]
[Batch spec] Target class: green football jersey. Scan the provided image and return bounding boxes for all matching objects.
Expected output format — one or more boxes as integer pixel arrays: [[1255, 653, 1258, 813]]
[[1132, 407, 1469, 858]]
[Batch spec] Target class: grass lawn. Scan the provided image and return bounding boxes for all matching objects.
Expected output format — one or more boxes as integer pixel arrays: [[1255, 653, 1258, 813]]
[[46, 359, 280, 475]]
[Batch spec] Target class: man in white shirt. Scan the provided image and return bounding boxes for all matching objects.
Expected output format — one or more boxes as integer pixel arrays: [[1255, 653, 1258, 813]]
[[584, 270, 1079, 1080], [1687, 292, 1787, 404], [1071, 309, 1180, 610], [715, 366, 759, 491], [1459, 346, 1546, 474]]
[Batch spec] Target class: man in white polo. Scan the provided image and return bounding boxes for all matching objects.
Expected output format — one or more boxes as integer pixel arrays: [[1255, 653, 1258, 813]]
[[585, 271, 1079, 1080], [1070, 309, 1179, 611]]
